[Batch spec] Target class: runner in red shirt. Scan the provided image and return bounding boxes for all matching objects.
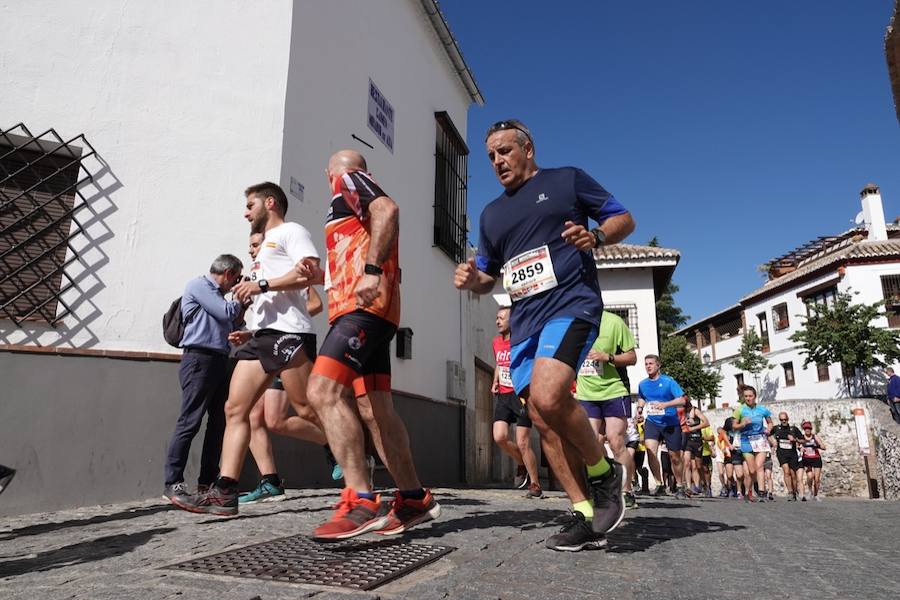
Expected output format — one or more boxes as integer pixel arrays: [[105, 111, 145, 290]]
[[298, 150, 440, 540], [492, 306, 541, 498]]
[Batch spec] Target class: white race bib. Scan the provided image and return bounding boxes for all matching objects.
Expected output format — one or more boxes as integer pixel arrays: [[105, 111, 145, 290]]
[[249, 260, 262, 282], [578, 359, 600, 377], [646, 403, 666, 417], [778, 439, 793, 450], [749, 435, 769, 453], [502, 245, 558, 302], [498, 366, 513, 388]]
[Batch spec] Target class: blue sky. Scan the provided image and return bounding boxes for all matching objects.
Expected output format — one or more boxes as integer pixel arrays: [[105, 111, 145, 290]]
[[441, 0, 900, 324]]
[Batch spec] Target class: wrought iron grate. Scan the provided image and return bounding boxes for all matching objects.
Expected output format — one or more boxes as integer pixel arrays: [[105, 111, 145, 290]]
[[0, 123, 98, 326], [166, 534, 453, 591]]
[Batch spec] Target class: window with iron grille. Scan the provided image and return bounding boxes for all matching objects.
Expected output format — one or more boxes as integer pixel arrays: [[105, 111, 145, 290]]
[[772, 302, 789, 331], [803, 286, 837, 316], [881, 275, 900, 328], [816, 363, 830, 382], [433, 112, 468, 263], [714, 315, 742, 340], [1, 124, 96, 326], [605, 304, 639, 347]]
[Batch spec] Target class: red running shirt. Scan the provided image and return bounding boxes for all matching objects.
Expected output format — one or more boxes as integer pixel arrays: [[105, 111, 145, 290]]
[[325, 171, 400, 326], [493, 335, 514, 394]]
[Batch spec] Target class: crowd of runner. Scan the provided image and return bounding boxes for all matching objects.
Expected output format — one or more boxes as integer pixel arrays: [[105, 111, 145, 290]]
[[0, 118, 832, 552]]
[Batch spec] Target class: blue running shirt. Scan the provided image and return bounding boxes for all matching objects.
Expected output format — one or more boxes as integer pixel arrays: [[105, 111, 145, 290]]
[[638, 375, 685, 427], [476, 167, 627, 345]]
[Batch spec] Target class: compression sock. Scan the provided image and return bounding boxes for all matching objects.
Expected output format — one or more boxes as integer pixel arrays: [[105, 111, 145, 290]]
[[399, 488, 426, 500], [586, 457, 611, 478], [573, 500, 594, 519]]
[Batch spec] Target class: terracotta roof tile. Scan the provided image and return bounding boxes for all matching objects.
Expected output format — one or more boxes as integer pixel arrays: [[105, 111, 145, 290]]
[[593, 243, 680, 262]]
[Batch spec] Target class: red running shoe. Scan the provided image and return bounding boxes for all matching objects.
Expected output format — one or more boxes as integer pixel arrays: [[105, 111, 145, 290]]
[[312, 487, 388, 540], [375, 489, 441, 536]]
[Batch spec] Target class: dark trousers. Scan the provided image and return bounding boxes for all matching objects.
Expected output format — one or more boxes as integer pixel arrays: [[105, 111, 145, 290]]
[[891, 400, 900, 425], [164, 349, 232, 486]]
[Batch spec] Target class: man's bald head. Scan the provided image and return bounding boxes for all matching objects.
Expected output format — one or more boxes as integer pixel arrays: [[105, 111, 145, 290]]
[[327, 150, 367, 177]]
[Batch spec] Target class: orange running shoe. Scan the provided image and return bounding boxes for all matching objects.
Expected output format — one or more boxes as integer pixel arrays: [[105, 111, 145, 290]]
[[375, 489, 441, 535], [312, 487, 388, 540]]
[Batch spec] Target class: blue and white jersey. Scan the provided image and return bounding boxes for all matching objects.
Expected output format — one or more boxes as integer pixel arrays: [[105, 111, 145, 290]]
[[638, 375, 685, 427], [476, 167, 627, 345]]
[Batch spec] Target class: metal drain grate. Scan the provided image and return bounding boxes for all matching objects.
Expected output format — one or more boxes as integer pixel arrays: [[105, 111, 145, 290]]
[[166, 534, 453, 590]]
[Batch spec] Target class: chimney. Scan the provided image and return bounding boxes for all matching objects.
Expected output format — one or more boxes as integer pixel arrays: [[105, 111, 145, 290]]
[[860, 183, 888, 242]]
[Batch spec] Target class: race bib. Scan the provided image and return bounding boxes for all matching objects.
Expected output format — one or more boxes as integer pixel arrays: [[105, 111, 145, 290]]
[[579, 359, 600, 377], [646, 403, 666, 417], [778, 439, 793, 450], [749, 435, 769, 453], [502, 245, 558, 302], [498, 366, 513, 388], [249, 260, 262, 282]]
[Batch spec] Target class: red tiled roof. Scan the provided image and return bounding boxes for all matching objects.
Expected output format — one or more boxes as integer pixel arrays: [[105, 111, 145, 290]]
[[594, 243, 680, 262]]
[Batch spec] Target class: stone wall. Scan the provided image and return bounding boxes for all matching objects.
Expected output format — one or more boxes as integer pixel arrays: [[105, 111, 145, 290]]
[[697, 398, 898, 498]]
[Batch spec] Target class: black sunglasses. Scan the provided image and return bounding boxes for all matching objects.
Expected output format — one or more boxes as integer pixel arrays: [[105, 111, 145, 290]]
[[487, 120, 532, 143]]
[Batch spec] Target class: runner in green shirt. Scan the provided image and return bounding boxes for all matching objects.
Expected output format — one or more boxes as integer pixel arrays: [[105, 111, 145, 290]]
[[575, 311, 638, 508]]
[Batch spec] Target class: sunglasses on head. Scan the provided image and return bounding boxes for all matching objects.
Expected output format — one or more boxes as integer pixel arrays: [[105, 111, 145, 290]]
[[487, 120, 532, 143]]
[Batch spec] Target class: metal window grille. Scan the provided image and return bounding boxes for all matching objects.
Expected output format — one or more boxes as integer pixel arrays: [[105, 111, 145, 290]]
[[882, 275, 900, 328], [771, 302, 789, 331], [803, 286, 837, 317], [1, 123, 97, 326], [782, 361, 795, 387], [433, 112, 468, 263], [606, 304, 639, 347]]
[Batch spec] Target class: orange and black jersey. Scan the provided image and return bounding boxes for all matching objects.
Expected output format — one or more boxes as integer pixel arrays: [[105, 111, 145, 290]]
[[325, 170, 400, 326]]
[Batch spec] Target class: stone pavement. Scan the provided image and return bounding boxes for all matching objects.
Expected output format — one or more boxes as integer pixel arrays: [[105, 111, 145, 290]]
[[1, 487, 898, 599]]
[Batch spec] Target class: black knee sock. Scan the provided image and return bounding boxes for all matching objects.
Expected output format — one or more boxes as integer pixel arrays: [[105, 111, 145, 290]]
[[261, 473, 281, 487]]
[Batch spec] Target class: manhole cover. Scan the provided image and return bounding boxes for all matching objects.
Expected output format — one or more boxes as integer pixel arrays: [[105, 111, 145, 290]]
[[166, 534, 454, 590]]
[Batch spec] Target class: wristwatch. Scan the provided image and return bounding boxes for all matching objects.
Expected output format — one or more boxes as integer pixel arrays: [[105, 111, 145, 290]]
[[258, 278, 270, 293], [364, 263, 384, 275], [591, 228, 607, 248]]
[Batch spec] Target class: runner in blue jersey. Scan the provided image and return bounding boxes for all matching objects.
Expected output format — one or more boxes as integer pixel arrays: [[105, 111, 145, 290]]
[[732, 386, 773, 502], [454, 119, 635, 552], [636, 355, 689, 499]]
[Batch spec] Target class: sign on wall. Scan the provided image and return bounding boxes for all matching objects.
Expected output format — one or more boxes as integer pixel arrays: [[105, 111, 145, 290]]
[[852, 407, 870, 455], [367, 79, 394, 153]]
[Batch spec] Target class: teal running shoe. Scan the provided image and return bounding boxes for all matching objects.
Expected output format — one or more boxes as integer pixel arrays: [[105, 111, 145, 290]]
[[238, 479, 285, 504]]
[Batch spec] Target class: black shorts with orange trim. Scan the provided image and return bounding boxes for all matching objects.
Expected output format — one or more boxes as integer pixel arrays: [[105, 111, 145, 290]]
[[312, 310, 396, 397]]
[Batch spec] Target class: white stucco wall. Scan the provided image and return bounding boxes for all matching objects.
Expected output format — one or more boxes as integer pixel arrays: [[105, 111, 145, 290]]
[[596, 267, 660, 394], [0, 1, 293, 350], [277, 0, 475, 402]]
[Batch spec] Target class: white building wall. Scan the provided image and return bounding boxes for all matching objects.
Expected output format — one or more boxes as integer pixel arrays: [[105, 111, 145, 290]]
[[276, 0, 476, 402], [0, 1, 293, 350], [596, 267, 660, 394]]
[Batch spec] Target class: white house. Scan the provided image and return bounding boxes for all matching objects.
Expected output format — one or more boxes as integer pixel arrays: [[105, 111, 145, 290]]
[[677, 184, 900, 407], [0, 0, 503, 515]]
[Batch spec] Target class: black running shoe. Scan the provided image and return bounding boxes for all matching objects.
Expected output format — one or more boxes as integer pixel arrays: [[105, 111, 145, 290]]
[[587, 460, 625, 535], [545, 512, 607, 552], [171, 484, 238, 516], [624, 491, 638, 510], [0, 465, 16, 497], [651, 484, 667, 497], [514, 465, 530, 489]]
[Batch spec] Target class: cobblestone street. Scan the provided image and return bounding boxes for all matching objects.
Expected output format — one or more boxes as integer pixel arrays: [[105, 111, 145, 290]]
[[2, 488, 897, 599]]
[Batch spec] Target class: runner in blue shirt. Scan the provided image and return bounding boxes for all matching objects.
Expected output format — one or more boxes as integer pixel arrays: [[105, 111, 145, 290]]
[[637, 354, 689, 499], [732, 386, 774, 502], [454, 119, 635, 552]]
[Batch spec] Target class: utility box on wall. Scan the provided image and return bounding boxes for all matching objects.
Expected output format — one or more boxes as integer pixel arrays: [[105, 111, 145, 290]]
[[446, 360, 466, 401], [396, 327, 413, 359]]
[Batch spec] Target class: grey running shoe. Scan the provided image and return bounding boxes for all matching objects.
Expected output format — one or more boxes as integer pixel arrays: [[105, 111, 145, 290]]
[[163, 482, 189, 504], [587, 460, 625, 534], [514, 465, 530, 489], [171, 484, 238, 516], [545, 512, 607, 552], [651, 484, 667, 497], [624, 491, 638, 509], [525, 483, 543, 499], [0, 465, 16, 497], [674, 487, 688, 500]]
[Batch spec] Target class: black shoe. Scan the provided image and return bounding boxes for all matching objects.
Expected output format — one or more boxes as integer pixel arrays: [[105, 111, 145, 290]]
[[514, 465, 530, 489], [171, 484, 238, 516], [163, 482, 190, 504], [545, 512, 607, 552], [587, 460, 625, 535], [0, 465, 16, 496], [651, 484, 667, 497], [624, 491, 638, 510]]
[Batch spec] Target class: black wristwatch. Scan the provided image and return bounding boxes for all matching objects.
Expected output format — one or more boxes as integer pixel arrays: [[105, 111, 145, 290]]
[[591, 228, 607, 248], [364, 263, 384, 275], [258, 278, 270, 293]]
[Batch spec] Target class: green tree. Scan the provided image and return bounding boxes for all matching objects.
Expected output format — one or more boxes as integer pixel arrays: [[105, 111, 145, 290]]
[[660, 335, 722, 405], [732, 326, 772, 390], [790, 290, 900, 397], [648, 236, 689, 337]]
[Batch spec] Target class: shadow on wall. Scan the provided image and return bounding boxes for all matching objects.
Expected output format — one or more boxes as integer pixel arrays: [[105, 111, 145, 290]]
[[0, 148, 120, 348], [834, 368, 889, 399], [759, 374, 779, 403]]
